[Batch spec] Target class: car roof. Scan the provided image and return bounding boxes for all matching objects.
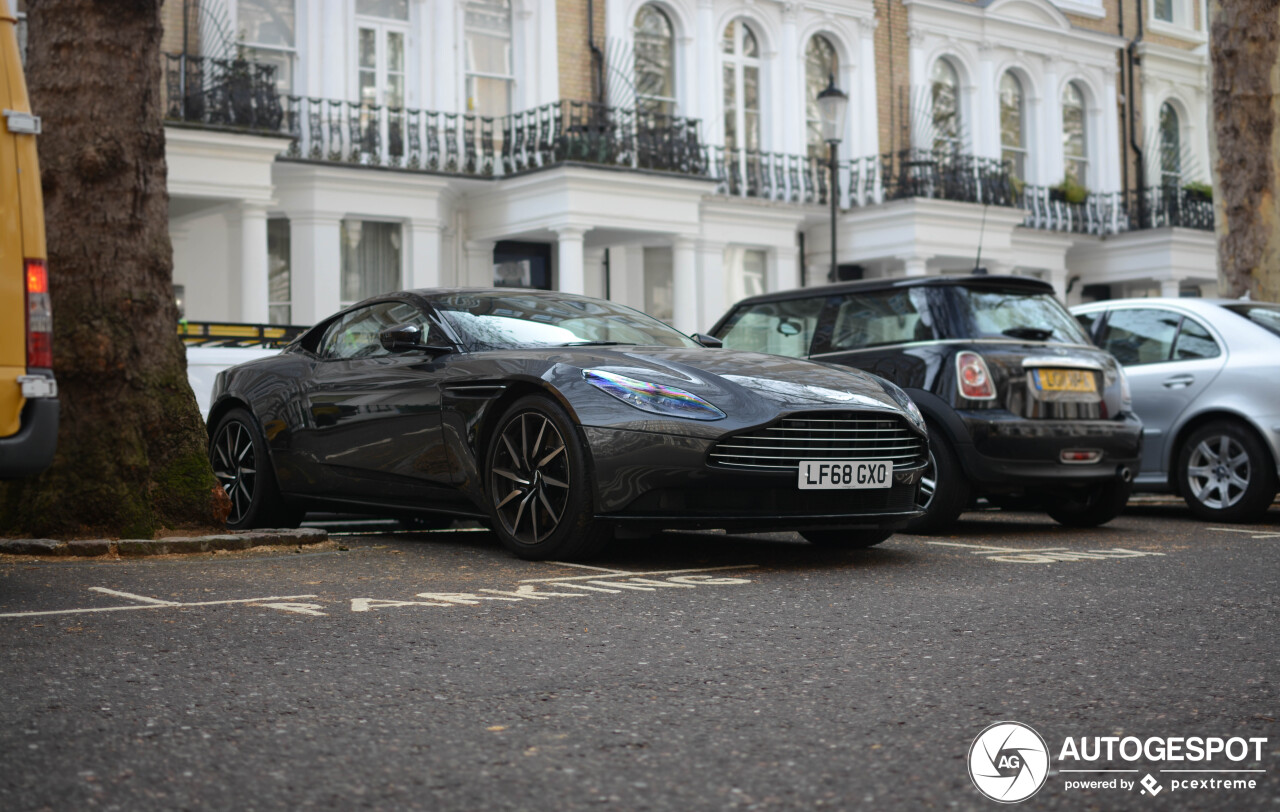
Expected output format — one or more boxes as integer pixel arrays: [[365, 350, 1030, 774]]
[[1071, 297, 1280, 313], [723, 274, 1055, 308]]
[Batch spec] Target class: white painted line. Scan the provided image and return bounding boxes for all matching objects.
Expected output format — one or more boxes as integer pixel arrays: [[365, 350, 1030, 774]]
[[1160, 770, 1266, 774], [545, 561, 631, 575], [0, 594, 319, 619], [1059, 770, 1140, 773], [518, 564, 757, 584], [1208, 527, 1280, 539], [926, 541, 1071, 554], [88, 587, 179, 606]]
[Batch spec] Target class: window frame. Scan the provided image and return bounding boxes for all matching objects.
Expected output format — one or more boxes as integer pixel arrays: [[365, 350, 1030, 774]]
[[999, 71, 1028, 180], [464, 0, 516, 117], [804, 35, 840, 160], [930, 57, 963, 156], [235, 0, 298, 95], [1062, 81, 1088, 187], [721, 18, 763, 155], [633, 4, 678, 117]]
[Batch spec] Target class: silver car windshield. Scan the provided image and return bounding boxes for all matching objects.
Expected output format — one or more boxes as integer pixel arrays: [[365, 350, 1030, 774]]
[[433, 292, 700, 352]]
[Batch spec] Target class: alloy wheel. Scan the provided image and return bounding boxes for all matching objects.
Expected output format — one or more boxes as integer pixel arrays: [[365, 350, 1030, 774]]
[[489, 411, 572, 545], [212, 421, 257, 525], [1186, 434, 1251, 510], [918, 450, 937, 509]]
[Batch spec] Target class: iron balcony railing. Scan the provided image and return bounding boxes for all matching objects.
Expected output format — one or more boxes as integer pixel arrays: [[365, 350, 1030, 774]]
[[164, 53, 284, 131], [1018, 184, 1215, 236], [502, 101, 704, 175]]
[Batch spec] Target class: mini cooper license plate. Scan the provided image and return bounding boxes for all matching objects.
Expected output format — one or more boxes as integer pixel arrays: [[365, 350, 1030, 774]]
[[798, 460, 892, 490], [1033, 368, 1097, 393]]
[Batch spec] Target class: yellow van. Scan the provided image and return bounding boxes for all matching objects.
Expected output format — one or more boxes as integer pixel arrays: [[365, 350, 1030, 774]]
[[0, 0, 57, 478]]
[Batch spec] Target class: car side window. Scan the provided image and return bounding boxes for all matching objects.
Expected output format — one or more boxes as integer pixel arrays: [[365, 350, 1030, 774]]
[[319, 302, 430, 360], [828, 288, 935, 351], [1098, 308, 1180, 366], [716, 297, 828, 358], [1074, 311, 1101, 342], [1172, 317, 1221, 361]]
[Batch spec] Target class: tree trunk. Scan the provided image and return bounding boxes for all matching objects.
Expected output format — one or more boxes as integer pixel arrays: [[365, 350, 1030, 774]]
[[0, 0, 229, 537], [1209, 0, 1280, 300]]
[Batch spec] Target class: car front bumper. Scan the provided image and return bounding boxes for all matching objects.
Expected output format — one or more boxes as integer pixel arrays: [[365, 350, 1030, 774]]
[[582, 426, 925, 531], [952, 410, 1143, 490]]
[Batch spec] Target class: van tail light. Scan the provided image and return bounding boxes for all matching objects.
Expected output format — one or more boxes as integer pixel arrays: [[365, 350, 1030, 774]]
[[25, 259, 53, 369], [956, 351, 996, 401]]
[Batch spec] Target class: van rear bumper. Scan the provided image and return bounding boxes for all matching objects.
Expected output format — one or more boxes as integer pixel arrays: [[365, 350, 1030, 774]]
[[0, 397, 59, 478]]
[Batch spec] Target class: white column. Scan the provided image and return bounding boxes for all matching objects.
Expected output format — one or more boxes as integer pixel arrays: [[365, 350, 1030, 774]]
[[780, 8, 801, 155], [407, 221, 442, 289], [239, 203, 270, 323], [672, 236, 699, 333], [1100, 75, 1120, 193], [465, 240, 495, 288], [554, 227, 588, 294], [431, 0, 456, 110], [584, 247, 607, 300], [1041, 65, 1062, 186], [977, 48, 999, 160], [536, 0, 560, 107], [610, 244, 647, 311], [1047, 267, 1068, 301], [291, 214, 342, 326], [1160, 279, 1181, 298], [858, 23, 879, 160], [900, 254, 932, 277], [696, 240, 726, 331], [770, 244, 801, 294], [321, 0, 345, 100]]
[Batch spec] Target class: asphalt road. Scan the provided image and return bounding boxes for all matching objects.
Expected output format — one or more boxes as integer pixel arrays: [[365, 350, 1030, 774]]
[[1, 500, 1277, 811]]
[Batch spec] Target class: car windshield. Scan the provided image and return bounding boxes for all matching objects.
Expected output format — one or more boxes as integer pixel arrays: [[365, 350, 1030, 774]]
[[1223, 303, 1280, 338], [947, 286, 1090, 345], [714, 296, 826, 358], [433, 291, 700, 352]]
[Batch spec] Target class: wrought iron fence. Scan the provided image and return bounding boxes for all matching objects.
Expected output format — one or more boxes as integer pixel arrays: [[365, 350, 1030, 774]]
[[880, 149, 1013, 206], [1019, 186, 1127, 236], [164, 53, 283, 131], [706, 149, 827, 203], [1129, 185, 1215, 230], [501, 101, 703, 175]]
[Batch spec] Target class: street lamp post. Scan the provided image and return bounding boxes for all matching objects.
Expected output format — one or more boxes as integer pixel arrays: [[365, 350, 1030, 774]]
[[816, 75, 849, 284]]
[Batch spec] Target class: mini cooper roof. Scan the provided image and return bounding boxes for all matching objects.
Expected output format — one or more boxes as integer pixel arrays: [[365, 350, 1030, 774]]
[[725, 275, 1056, 308]]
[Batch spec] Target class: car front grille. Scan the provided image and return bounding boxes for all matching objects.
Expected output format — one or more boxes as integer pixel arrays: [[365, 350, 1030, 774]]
[[708, 412, 927, 472]]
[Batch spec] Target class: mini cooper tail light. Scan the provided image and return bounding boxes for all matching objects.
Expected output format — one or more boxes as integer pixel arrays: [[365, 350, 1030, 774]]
[[25, 259, 53, 369], [956, 351, 996, 401]]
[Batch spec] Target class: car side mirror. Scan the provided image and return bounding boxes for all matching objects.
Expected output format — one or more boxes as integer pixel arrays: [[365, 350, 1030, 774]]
[[693, 333, 723, 349], [379, 323, 452, 356]]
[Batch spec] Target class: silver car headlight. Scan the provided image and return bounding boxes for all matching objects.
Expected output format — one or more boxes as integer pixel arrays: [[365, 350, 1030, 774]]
[[583, 369, 726, 421]]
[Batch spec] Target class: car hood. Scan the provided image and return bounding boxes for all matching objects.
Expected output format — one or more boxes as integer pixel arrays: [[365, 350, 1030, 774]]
[[552, 346, 903, 413]]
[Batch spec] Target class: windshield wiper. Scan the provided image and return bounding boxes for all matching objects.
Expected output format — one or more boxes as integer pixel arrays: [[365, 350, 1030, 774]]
[[557, 341, 637, 347], [1001, 326, 1054, 342]]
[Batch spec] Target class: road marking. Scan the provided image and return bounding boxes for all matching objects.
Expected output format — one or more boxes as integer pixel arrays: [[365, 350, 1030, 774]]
[[0, 594, 321, 619], [545, 562, 632, 575], [925, 540, 1166, 565], [1208, 527, 1280, 540], [518, 564, 757, 584], [88, 587, 179, 606], [255, 602, 328, 616]]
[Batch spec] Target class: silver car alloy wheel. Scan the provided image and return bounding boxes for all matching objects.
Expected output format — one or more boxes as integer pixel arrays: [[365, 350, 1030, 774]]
[[211, 420, 257, 525], [918, 449, 938, 510], [489, 410, 572, 545], [1186, 434, 1251, 510]]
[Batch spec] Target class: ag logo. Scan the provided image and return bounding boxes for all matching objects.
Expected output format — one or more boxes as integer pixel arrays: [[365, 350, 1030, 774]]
[[968, 721, 1051, 803]]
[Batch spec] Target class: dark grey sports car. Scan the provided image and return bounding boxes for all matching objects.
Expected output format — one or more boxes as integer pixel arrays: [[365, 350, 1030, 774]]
[[208, 289, 929, 560]]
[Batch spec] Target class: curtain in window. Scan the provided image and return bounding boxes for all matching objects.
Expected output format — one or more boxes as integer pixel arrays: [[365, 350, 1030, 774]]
[[1000, 72, 1026, 179], [722, 20, 761, 153], [465, 0, 514, 117], [805, 36, 839, 160], [268, 218, 291, 325], [931, 59, 961, 155], [1159, 102, 1181, 187], [1062, 82, 1087, 186], [341, 220, 402, 305], [634, 5, 676, 116]]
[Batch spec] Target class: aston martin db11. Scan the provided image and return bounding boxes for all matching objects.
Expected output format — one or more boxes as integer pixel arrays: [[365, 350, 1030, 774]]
[[208, 289, 929, 560]]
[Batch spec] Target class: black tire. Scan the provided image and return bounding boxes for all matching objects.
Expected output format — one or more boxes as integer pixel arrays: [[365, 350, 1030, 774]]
[[209, 408, 302, 530], [1177, 420, 1278, 523], [1045, 479, 1132, 527], [800, 529, 893, 549], [484, 395, 611, 561], [904, 423, 970, 534]]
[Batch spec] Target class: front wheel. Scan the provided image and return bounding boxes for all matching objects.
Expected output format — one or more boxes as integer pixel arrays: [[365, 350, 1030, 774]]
[[485, 396, 611, 561], [800, 529, 892, 549], [904, 423, 970, 534], [1178, 421, 1277, 523], [209, 408, 302, 530], [1045, 479, 1132, 528]]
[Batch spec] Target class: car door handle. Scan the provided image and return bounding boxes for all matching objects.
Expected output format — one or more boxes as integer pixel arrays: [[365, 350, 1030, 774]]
[[1162, 374, 1195, 389]]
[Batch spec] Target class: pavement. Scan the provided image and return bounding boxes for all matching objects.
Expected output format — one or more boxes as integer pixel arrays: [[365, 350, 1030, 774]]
[[0, 500, 1277, 810], [0, 527, 328, 558]]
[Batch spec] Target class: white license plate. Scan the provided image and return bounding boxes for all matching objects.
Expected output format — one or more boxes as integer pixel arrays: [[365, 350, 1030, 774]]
[[798, 460, 892, 490]]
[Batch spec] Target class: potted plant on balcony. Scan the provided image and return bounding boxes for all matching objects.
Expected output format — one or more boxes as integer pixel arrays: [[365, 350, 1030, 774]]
[[1182, 181, 1213, 203], [1050, 177, 1088, 204]]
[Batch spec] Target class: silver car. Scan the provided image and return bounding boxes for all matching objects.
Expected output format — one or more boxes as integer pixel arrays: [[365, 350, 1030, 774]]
[[1071, 298, 1280, 522]]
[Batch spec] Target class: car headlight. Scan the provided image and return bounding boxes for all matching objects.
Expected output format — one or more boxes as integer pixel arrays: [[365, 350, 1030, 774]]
[[882, 380, 926, 430], [583, 369, 726, 421]]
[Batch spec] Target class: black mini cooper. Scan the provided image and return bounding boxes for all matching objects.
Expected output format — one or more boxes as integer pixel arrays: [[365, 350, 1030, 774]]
[[711, 275, 1143, 531]]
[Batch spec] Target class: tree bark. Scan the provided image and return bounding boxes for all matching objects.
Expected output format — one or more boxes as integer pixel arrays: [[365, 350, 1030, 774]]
[[0, 0, 229, 537], [1209, 0, 1280, 301]]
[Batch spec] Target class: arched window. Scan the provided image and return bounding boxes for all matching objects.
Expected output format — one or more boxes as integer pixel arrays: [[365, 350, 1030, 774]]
[[1062, 82, 1087, 186], [722, 20, 761, 153], [931, 59, 961, 155], [1000, 72, 1027, 179], [465, 0, 514, 117], [634, 4, 676, 116], [1159, 102, 1182, 187], [805, 35, 839, 159]]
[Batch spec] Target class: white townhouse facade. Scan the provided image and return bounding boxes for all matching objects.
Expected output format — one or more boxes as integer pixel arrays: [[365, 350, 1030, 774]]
[[148, 0, 1219, 334]]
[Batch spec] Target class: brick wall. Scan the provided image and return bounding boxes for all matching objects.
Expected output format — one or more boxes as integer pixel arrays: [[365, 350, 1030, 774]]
[[874, 0, 912, 156], [159, 0, 198, 56], [559, 0, 604, 103]]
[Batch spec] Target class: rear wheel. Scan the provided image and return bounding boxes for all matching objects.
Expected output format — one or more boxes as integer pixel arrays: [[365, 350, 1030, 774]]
[[1045, 479, 1131, 527], [800, 529, 892, 549], [209, 408, 302, 530], [484, 396, 611, 561], [904, 423, 970, 534], [1178, 421, 1277, 523]]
